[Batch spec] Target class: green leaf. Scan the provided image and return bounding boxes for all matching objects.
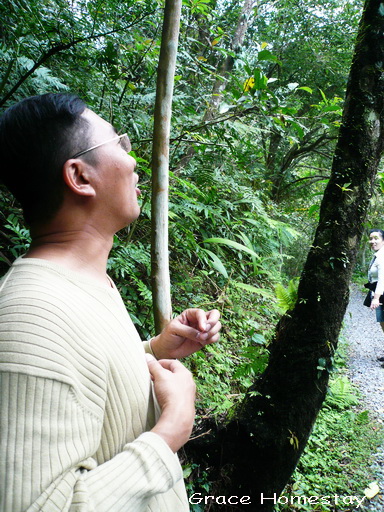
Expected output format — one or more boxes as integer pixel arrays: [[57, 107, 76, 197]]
[[275, 278, 299, 311], [231, 281, 274, 298], [308, 204, 320, 216], [253, 68, 268, 90], [319, 88, 328, 103], [298, 86, 313, 94], [200, 248, 228, 278], [288, 119, 305, 138], [257, 49, 280, 63], [252, 333, 267, 345], [203, 237, 259, 258], [183, 465, 193, 479]]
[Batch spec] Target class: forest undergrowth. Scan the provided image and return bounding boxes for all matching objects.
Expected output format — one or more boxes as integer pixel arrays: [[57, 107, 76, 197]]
[[179, 269, 384, 512], [273, 272, 384, 511], [277, 341, 384, 512]]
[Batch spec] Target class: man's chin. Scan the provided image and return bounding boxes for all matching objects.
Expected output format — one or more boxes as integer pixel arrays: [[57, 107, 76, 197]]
[[116, 210, 141, 232]]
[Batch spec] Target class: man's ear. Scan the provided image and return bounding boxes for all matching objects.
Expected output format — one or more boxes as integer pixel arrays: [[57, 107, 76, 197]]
[[62, 159, 96, 197]]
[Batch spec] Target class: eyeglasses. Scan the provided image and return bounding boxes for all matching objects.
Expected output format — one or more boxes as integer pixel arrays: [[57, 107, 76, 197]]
[[71, 133, 131, 159]]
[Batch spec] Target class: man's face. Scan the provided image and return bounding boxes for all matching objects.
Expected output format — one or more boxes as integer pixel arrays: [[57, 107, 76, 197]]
[[369, 232, 384, 252], [81, 109, 141, 231]]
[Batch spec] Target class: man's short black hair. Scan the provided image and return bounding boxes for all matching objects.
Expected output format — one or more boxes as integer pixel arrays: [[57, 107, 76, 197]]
[[369, 229, 384, 239], [0, 93, 93, 225]]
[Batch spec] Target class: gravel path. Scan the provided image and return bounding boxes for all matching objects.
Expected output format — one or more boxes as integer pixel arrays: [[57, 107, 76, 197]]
[[346, 285, 384, 418], [345, 285, 384, 511]]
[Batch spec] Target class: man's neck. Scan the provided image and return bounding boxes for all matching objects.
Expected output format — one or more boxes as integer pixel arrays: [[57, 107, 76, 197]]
[[25, 228, 114, 286]]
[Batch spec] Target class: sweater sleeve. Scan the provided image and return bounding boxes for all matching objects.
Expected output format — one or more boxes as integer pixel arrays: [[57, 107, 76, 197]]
[[142, 339, 156, 357], [0, 371, 183, 512]]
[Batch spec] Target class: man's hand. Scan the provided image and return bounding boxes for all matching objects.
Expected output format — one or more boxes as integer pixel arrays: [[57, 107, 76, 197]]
[[146, 354, 196, 452], [150, 308, 221, 360]]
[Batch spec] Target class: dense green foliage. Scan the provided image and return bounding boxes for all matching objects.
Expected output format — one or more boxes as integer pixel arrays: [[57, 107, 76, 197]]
[[1, 0, 383, 505]]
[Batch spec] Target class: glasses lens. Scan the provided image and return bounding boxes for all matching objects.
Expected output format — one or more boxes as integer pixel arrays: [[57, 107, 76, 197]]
[[120, 134, 131, 153]]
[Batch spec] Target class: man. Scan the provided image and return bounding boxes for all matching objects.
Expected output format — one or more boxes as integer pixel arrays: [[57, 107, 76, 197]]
[[0, 93, 221, 511]]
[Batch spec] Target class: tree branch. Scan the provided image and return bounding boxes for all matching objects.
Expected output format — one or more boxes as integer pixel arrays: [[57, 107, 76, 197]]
[[0, 10, 157, 108], [281, 174, 330, 192]]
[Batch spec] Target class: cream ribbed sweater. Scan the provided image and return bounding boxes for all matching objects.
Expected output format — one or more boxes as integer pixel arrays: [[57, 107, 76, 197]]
[[0, 258, 189, 512]]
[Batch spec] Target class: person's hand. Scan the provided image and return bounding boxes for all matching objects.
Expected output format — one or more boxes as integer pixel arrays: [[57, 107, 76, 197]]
[[371, 297, 381, 310], [146, 354, 196, 452], [150, 308, 221, 360]]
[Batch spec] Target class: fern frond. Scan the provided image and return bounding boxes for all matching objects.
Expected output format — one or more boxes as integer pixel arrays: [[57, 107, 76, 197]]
[[275, 277, 300, 312]]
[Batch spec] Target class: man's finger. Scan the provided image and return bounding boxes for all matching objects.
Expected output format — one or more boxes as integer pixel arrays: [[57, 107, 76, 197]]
[[206, 309, 220, 325], [205, 321, 221, 338], [146, 355, 186, 374], [199, 331, 220, 346], [145, 353, 162, 377], [187, 308, 208, 331], [157, 359, 188, 373], [171, 321, 207, 341]]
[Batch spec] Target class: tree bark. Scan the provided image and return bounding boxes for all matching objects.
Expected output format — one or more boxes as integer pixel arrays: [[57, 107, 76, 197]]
[[151, 0, 182, 333], [186, 1, 384, 509]]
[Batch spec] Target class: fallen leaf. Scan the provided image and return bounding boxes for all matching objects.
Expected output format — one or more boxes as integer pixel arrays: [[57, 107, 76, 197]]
[[364, 481, 380, 499]]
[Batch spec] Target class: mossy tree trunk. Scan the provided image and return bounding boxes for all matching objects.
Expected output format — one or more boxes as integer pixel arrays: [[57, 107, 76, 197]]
[[186, 1, 384, 509]]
